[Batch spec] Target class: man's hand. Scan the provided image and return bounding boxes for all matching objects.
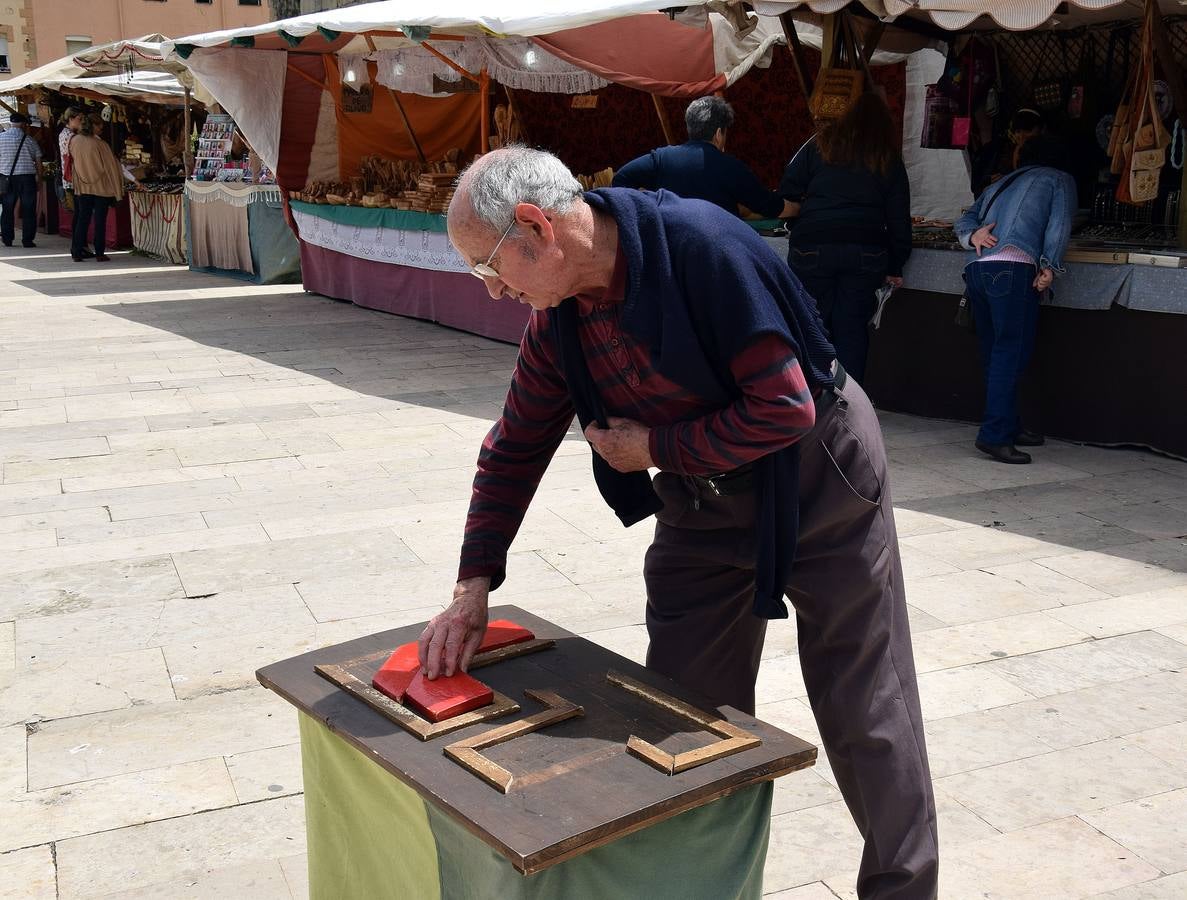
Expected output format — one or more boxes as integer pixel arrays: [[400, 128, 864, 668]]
[[885, 275, 904, 288], [971, 223, 997, 256], [583, 416, 654, 472], [418, 576, 490, 679], [1033, 267, 1054, 292]]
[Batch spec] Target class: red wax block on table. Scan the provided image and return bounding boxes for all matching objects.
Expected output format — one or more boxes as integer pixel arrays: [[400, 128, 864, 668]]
[[371, 642, 421, 702], [478, 620, 535, 653], [403, 669, 494, 722]]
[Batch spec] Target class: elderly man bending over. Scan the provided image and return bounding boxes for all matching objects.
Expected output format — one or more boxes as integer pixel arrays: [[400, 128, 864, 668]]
[[418, 146, 939, 900]]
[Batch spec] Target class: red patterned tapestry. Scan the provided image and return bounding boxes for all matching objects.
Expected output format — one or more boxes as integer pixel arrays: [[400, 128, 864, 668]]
[[511, 46, 906, 189]]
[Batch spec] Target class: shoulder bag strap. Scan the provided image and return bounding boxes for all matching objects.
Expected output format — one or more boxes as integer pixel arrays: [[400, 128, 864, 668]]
[[980, 166, 1032, 223], [9, 131, 28, 178]]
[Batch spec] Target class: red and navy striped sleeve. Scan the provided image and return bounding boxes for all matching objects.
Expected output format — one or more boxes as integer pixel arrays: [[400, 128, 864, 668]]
[[457, 313, 575, 586], [647, 333, 815, 475]]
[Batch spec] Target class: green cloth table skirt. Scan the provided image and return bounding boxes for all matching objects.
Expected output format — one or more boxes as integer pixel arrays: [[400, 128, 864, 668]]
[[299, 712, 773, 900], [289, 200, 448, 234]]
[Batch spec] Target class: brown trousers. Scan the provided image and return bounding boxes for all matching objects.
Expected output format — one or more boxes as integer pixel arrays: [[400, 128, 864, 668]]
[[644, 376, 939, 900]]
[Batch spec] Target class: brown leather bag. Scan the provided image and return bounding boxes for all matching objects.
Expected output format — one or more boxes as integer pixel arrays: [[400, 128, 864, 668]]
[[809, 15, 867, 121], [1118, 0, 1170, 205]]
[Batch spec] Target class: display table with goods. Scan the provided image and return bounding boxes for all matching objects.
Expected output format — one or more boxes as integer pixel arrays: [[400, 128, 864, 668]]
[[129, 180, 186, 264], [184, 181, 300, 284], [289, 158, 617, 344], [257, 606, 815, 900]]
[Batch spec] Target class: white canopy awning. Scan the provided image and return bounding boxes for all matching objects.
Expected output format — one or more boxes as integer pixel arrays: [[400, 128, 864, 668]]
[[162, 1, 708, 52], [751, 1, 1157, 32], [0, 35, 213, 106], [0, 56, 86, 95], [41, 71, 188, 104]]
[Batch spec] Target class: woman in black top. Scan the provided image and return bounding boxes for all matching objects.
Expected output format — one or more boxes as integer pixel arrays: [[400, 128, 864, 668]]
[[780, 93, 911, 383]]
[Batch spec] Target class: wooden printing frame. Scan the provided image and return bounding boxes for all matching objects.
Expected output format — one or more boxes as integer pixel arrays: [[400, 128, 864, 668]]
[[313, 638, 556, 741], [443, 689, 585, 793], [606, 670, 762, 775]]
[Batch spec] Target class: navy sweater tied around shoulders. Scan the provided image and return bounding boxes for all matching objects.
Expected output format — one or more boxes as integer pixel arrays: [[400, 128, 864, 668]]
[[549, 188, 836, 619]]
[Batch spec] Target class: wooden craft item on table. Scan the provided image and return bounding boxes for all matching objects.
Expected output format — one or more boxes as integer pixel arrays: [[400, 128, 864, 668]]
[[265, 605, 816, 874], [477, 619, 535, 653], [607, 670, 761, 775], [371, 642, 420, 702], [317, 657, 521, 741], [404, 669, 494, 722], [443, 690, 584, 793], [370, 620, 536, 705]]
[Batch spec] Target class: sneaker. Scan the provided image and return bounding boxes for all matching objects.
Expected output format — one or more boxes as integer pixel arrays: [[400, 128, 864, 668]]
[[94, 255, 111, 263], [21, 241, 36, 248]]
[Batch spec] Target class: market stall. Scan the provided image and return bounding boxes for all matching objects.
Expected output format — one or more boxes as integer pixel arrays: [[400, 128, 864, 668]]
[[0, 40, 209, 258], [162, 3, 911, 342], [129, 185, 186, 264], [179, 111, 301, 283], [186, 180, 301, 283], [855, 1, 1187, 456], [48, 73, 193, 257], [58, 38, 219, 264]]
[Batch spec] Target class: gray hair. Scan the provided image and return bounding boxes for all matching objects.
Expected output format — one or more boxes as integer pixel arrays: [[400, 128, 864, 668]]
[[454, 145, 583, 233], [685, 96, 734, 142]]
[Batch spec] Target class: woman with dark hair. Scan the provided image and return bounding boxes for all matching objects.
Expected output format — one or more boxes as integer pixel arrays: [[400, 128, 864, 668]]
[[68, 115, 126, 263], [779, 93, 911, 383], [954, 134, 1075, 464]]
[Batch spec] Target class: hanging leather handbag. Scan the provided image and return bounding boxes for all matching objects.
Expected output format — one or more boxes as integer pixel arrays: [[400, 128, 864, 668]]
[[1119, 1, 1169, 205], [809, 15, 864, 120]]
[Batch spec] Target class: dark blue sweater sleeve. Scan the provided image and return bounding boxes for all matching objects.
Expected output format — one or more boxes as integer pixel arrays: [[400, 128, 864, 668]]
[[725, 157, 785, 219], [612, 153, 659, 190]]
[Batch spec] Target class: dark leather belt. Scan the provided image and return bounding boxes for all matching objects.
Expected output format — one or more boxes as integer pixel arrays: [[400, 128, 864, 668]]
[[689, 361, 848, 498]]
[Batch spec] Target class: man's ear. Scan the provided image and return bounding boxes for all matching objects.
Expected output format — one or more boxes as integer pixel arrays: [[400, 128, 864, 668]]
[[514, 202, 554, 243]]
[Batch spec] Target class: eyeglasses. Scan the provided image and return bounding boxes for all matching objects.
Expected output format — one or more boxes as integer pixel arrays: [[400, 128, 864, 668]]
[[469, 219, 516, 280]]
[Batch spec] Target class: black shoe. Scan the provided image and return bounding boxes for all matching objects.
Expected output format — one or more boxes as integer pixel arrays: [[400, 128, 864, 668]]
[[1015, 429, 1045, 447], [72, 255, 85, 263], [80, 248, 95, 259], [975, 441, 1032, 464], [21, 241, 35, 248], [94, 254, 111, 263]]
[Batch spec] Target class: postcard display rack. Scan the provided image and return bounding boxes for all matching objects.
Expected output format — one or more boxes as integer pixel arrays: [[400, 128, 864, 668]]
[[192, 114, 236, 182]]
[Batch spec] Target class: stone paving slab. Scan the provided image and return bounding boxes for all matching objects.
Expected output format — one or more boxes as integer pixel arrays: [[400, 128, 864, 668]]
[[0, 239, 1184, 898]]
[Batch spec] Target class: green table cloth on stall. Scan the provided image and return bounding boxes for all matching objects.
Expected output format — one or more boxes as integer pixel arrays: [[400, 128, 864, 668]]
[[289, 200, 448, 233], [299, 713, 773, 900]]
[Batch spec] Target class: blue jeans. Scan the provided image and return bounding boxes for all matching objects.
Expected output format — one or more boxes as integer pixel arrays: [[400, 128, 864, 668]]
[[788, 242, 887, 383], [964, 261, 1039, 446]]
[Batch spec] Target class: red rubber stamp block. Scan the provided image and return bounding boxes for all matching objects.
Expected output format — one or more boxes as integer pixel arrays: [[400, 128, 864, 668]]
[[371, 642, 421, 703], [478, 620, 535, 653], [404, 670, 494, 722]]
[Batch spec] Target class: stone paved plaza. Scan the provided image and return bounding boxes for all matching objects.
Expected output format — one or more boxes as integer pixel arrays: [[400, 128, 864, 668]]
[[0, 236, 1185, 899]]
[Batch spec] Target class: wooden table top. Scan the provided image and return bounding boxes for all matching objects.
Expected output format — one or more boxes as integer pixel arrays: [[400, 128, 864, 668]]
[[257, 605, 816, 874]]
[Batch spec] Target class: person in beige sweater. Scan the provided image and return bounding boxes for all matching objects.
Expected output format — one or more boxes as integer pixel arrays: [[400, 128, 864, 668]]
[[69, 116, 125, 262]]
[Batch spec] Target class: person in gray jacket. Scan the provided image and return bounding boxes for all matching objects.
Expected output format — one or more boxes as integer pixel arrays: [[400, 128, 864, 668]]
[[954, 135, 1076, 464]]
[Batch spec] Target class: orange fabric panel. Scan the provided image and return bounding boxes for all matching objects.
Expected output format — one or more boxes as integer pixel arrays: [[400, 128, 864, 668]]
[[534, 14, 724, 99], [326, 55, 482, 175]]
